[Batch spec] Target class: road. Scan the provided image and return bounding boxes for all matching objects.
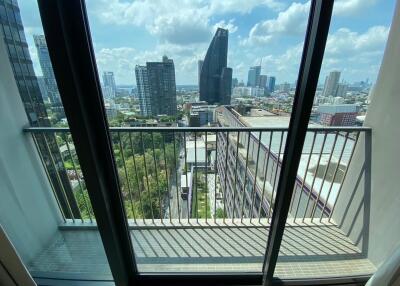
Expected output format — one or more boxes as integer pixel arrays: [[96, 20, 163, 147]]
[[164, 147, 189, 220]]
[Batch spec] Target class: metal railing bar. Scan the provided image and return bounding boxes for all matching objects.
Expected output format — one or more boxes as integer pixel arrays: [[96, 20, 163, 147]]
[[250, 131, 263, 222], [205, 131, 208, 222], [128, 133, 145, 223], [329, 131, 361, 221], [302, 133, 328, 222], [182, 132, 189, 222], [150, 132, 163, 223], [23, 126, 373, 133], [32, 133, 67, 223], [172, 131, 180, 223], [259, 131, 273, 221], [162, 133, 172, 223], [310, 131, 339, 220], [268, 131, 285, 222], [223, 131, 229, 223], [214, 131, 218, 222], [118, 132, 136, 223], [44, 133, 76, 222], [319, 132, 350, 222], [292, 132, 317, 220], [140, 131, 154, 223], [194, 134, 198, 222], [232, 131, 240, 222], [240, 131, 251, 222], [64, 135, 93, 222]]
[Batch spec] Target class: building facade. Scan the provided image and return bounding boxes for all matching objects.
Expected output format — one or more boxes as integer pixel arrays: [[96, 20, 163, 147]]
[[197, 59, 203, 87], [322, 71, 341, 97], [318, 104, 359, 126], [216, 106, 353, 219], [268, 76, 276, 92], [102, 71, 116, 98], [0, 0, 80, 218], [135, 56, 177, 116], [33, 34, 61, 105], [199, 28, 232, 105], [247, 65, 261, 87]]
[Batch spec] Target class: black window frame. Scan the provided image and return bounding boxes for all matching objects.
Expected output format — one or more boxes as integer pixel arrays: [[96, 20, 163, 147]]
[[34, 0, 368, 286]]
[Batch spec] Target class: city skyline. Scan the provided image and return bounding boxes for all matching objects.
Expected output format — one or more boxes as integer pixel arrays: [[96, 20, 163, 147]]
[[19, 0, 395, 86]]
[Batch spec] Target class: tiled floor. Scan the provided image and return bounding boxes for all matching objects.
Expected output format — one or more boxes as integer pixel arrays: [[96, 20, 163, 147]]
[[28, 222, 375, 280]]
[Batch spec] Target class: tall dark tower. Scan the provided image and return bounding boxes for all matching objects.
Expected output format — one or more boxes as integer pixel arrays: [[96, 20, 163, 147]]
[[199, 28, 232, 105]]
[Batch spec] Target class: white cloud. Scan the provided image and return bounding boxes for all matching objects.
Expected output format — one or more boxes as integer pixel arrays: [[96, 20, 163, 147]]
[[254, 24, 389, 83], [208, 0, 284, 14], [321, 25, 389, 81], [333, 0, 377, 16], [259, 43, 304, 82], [95, 43, 207, 85], [325, 26, 389, 56], [88, 0, 281, 45], [213, 19, 238, 34], [240, 1, 310, 46], [240, 0, 381, 47]]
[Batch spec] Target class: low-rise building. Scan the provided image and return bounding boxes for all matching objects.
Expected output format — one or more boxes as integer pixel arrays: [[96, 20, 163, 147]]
[[318, 104, 360, 126]]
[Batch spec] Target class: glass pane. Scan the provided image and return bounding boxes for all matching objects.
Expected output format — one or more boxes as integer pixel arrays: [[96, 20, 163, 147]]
[[85, 0, 307, 273], [0, 0, 110, 280], [275, 0, 396, 280]]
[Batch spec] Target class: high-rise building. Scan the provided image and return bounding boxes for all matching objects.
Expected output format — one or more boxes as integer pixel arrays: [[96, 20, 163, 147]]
[[247, 65, 261, 87], [135, 56, 177, 116], [197, 60, 203, 87], [322, 71, 341, 97], [259, 75, 268, 88], [232, 77, 239, 88], [135, 65, 151, 115], [199, 28, 232, 105], [279, 82, 290, 93], [0, 0, 80, 218], [102, 71, 116, 98], [336, 83, 348, 97], [268, 76, 276, 92], [34, 35, 61, 105], [37, 76, 48, 102]]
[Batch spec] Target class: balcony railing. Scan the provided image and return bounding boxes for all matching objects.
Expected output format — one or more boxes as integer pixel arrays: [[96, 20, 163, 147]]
[[24, 126, 370, 225], [23, 126, 374, 277]]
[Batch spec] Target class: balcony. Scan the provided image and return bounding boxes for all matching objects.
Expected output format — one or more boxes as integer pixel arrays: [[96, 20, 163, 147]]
[[23, 126, 374, 280]]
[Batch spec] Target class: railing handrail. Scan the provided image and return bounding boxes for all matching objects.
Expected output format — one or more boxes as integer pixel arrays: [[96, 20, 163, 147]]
[[23, 126, 372, 133], [25, 124, 371, 223]]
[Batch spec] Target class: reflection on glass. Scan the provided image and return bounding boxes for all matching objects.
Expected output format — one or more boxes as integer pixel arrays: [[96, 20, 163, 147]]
[[0, 0, 110, 280], [276, 0, 395, 279]]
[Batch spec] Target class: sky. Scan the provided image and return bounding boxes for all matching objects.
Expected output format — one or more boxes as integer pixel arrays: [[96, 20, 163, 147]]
[[19, 0, 396, 86]]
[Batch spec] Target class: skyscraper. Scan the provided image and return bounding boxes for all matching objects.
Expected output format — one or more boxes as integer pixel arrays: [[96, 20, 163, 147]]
[[102, 71, 116, 98], [34, 35, 61, 105], [232, 77, 239, 88], [135, 56, 177, 116], [322, 71, 341, 97], [199, 28, 232, 105], [259, 75, 268, 89], [336, 83, 348, 97], [0, 0, 80, 218], [198, 60, 203, 87], [247, 66, 261, 87], [268, 76, 276, 92]]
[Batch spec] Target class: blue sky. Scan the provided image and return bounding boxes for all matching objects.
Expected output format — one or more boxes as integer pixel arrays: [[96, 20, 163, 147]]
[[20, 0, 396, 85]]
